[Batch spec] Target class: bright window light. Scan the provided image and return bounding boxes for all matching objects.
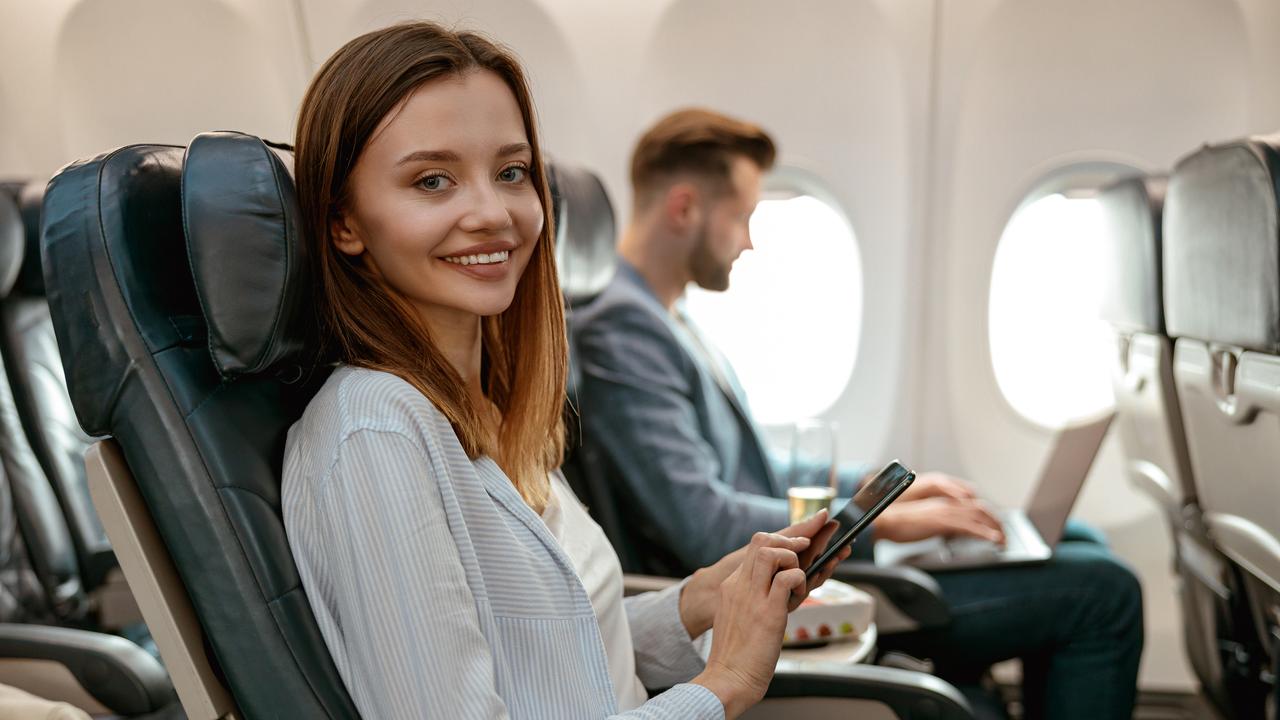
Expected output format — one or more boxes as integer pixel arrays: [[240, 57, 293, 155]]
[[988, 193, 1115, 428], [685, 195, 862, 426]]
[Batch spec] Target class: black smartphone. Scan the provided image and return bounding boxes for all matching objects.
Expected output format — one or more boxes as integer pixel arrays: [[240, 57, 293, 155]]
[[804, 460, 915, 579]]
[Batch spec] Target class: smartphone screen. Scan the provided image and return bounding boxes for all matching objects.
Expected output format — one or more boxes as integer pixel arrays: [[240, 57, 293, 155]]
[[804, 460, 915, 578]]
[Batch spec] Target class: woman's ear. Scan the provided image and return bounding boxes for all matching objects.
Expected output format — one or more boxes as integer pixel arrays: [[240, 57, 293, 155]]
[[330, 209, 365, 256]]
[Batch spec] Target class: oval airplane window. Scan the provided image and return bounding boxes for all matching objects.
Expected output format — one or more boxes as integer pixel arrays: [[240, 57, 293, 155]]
[[988, 175, 1122, 428], [684, 181, 862, 426]]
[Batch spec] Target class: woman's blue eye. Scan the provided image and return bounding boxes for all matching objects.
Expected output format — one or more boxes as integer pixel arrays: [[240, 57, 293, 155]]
[[498, 166, 528, 183], [418, 174, 453, 191]]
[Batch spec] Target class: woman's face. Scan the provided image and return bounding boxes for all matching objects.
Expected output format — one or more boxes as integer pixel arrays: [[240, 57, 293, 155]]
[[333, 69, 543, 328]]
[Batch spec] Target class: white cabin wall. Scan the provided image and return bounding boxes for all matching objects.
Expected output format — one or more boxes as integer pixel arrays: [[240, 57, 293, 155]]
[[0, 0, 309, 178]]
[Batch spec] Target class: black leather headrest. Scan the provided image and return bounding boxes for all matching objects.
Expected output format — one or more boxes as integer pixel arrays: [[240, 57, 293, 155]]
[[1099, 175, 1167, 334], [1164, 133, 1280, 351], [182, 132, 310, 378], [549, 162, 616, 304], [43, 145, 196, 435], [0, 191, 23, 298]]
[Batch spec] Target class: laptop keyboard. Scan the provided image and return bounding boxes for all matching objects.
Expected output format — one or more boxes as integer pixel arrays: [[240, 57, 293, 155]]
[[945, 514, 1029, 559]]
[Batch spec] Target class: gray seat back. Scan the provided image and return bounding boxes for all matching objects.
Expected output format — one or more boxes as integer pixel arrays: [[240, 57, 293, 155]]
[[1165, 133, 1280, 596], [1098, 173, 1253, 713], [1099, 175, 1197, 513]]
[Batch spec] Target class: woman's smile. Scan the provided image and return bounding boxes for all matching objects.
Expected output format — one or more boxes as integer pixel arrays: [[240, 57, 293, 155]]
[[440, 249, 513, 279]]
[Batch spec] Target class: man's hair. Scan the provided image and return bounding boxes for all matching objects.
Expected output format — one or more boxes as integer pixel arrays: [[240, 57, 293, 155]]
[[630, 108, 776, 209]]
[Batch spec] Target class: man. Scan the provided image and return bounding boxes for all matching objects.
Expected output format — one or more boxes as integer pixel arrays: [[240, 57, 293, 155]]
[[572, 108, 1143, 719]]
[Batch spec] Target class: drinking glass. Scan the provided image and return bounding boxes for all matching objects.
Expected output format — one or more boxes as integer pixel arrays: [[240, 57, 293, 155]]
[[786, 418, 838, 524]]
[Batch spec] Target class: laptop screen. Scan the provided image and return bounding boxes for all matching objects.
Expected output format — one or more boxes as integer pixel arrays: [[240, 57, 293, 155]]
[[1024, 412, 1115, 545]]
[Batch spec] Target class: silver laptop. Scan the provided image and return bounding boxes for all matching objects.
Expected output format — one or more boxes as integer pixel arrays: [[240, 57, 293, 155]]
[[875, 412, 1114, 572]]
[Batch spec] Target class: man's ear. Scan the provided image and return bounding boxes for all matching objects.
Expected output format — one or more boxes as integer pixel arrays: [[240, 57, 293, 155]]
[[330, 208, 365, 257], [662, 182, 702, 233]]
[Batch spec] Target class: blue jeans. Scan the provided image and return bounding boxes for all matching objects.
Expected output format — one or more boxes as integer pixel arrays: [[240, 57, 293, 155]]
[[879, 522, 1144, 720]]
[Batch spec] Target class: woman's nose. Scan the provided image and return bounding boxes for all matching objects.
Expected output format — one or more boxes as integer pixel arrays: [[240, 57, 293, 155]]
[[458, 182, 514, 233]]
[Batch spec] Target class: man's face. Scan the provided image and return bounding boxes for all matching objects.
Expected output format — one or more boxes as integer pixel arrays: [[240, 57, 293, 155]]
[[688, 155, 763, 292]]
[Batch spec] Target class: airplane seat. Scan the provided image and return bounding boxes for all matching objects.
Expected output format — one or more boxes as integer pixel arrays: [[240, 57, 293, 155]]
[[0, 191, 88, 627], [0, 188, 174, 718], [0, 189, 68, 626], [42, 135, 356, 718], [1097, 174, 1257, 716], [0, 180, 116, 596], [546, 161, 649, 573], [549, 161, 618, 310], [1164, 132, 1280, 707], [41, 132, 977, 719]]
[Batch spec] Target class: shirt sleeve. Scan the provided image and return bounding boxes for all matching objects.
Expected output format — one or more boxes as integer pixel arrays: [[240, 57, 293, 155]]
[[623, 579, 710, 688], [577, 304, 791, 569], [310, 428, 511, 720]]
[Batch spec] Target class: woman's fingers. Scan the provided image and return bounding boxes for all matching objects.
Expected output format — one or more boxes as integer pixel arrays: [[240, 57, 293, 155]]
[[778, 508, 829, 538], [796, 520, 838, 567], [769, 567, 808, 607], [748, 533, 803, 588]]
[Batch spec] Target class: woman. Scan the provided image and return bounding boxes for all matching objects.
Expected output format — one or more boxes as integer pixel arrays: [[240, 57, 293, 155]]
[[283, 21, 850, 720]]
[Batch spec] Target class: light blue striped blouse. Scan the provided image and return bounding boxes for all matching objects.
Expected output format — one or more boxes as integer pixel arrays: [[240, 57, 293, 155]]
[[282, 366, 724, 719]]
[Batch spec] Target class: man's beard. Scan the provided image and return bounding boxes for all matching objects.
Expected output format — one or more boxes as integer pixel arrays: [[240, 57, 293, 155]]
[[688, 223, 732, 291]]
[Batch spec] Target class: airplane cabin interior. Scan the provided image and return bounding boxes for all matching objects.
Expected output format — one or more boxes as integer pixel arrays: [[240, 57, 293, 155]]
[[1, 1, 1279, 719]]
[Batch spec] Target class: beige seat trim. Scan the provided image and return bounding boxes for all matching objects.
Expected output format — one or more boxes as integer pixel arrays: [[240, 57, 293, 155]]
[[0, 658, 109, 715], [85, 439, 239, 720]]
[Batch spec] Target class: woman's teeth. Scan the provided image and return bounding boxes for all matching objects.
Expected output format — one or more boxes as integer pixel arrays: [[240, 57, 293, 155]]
[[443, 250, 510, 266]]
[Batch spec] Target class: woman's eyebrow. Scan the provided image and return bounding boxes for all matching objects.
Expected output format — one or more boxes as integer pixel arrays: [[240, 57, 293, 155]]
[[497, 142, 531, 158], [395, 144, 530, 166], [397, 149, 460, 165]]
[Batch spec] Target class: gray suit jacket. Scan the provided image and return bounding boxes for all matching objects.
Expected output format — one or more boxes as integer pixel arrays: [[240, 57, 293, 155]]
[[572, 262, 872, 573]]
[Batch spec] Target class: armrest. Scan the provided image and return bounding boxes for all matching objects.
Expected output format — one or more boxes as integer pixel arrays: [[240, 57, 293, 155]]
[[834, 561, 950, 633], [0, 624, 174, 715], [767, 659, 973, 720]]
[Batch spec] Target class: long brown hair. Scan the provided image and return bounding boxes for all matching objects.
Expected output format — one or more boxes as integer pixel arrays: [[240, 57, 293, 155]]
[[295, 22, 565, 510]]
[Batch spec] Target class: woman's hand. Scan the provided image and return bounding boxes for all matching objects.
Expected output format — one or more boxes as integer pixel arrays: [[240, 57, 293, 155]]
[[690, 532, 809, 719], [873, 497, 1005, 544], [679, 510, 850, 638]]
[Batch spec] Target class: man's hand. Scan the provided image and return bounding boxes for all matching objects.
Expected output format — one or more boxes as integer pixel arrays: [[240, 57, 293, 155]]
[[898, 471, 977, 503], [873, 497, 1005, 545]]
